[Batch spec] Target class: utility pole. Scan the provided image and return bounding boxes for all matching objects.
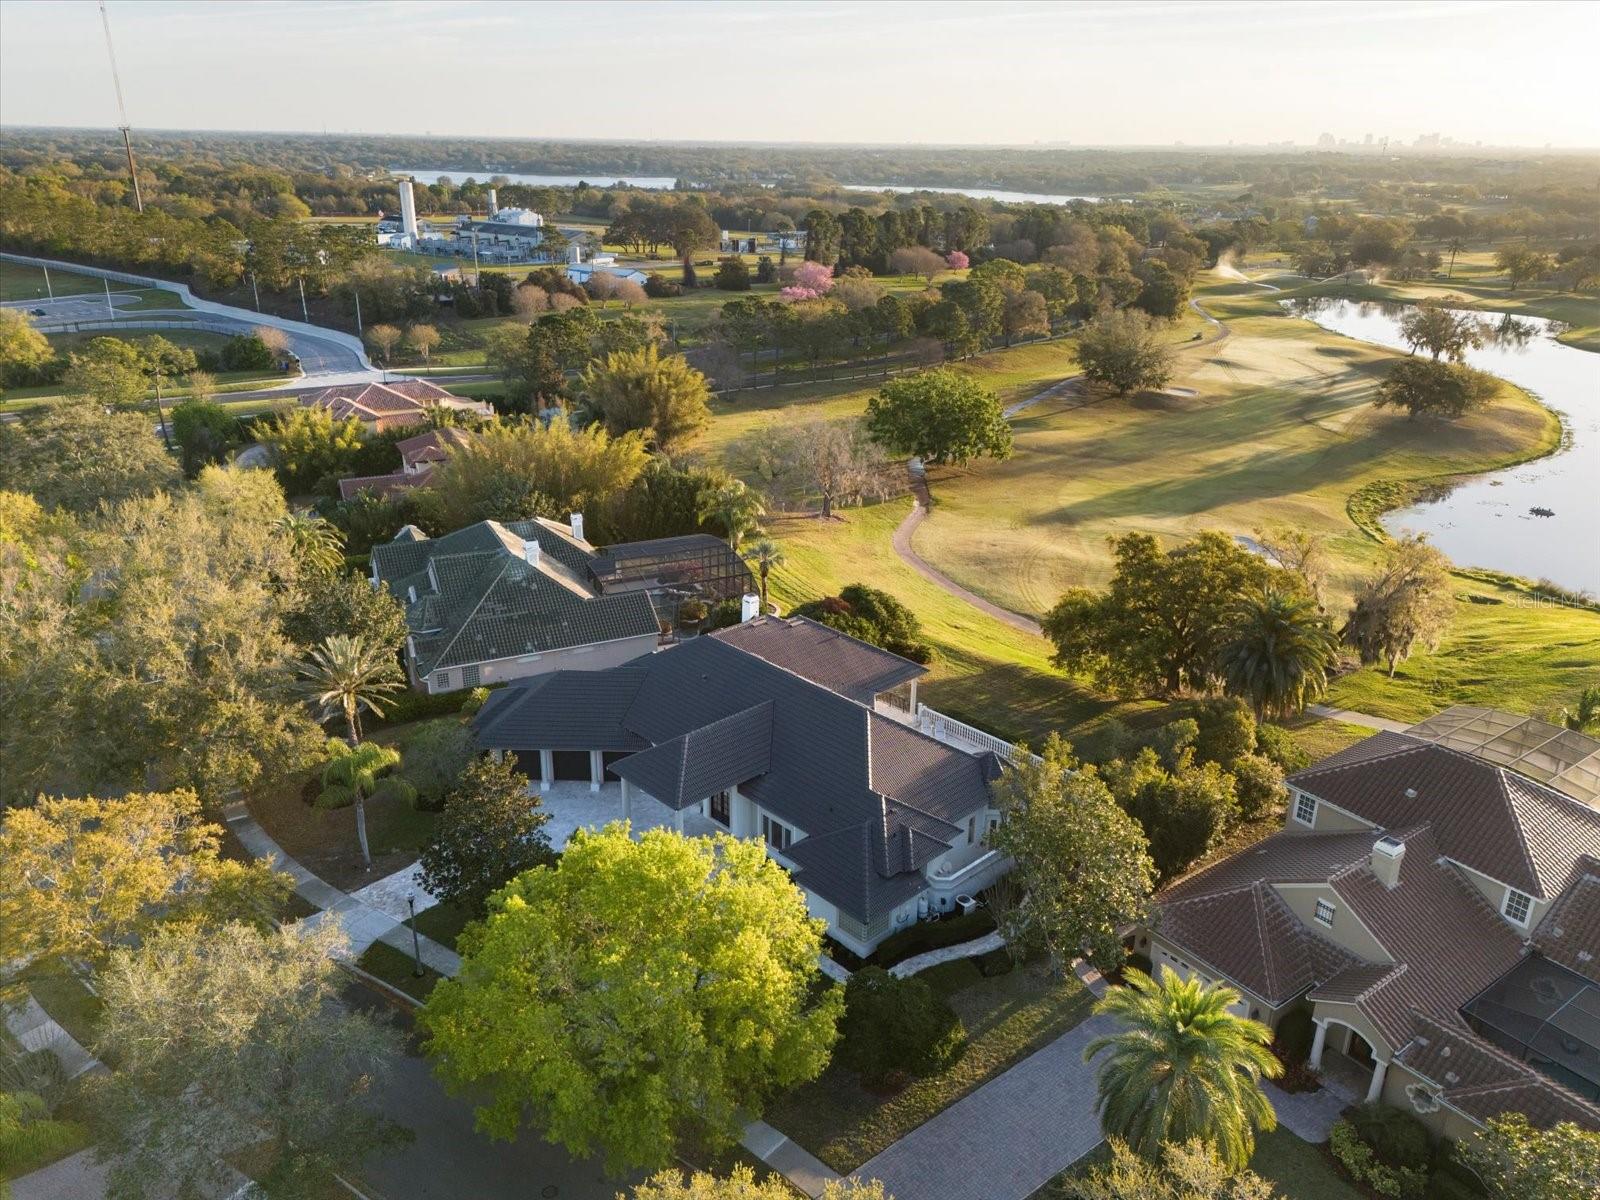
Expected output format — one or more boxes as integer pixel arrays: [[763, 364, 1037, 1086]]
[[297, 276, 309, 322], [353, 289, 363, 338], [104, 278, 114, 319], [250, 272, 260, 312], [98, 2, 143, 213], [471, 229, 481, 289], [41, 264, 53, 301]]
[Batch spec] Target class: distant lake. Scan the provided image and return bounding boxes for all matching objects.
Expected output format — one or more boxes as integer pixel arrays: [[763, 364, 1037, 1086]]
[[841, 183, 1101, 206], [1289, 296, 1600, 594], [390, 168, 681, 190]]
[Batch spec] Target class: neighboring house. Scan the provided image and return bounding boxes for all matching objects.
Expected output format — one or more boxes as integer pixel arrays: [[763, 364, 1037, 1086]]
[[298, 378, 492, 433], [1141, 706, 1600, 1137], [370, 518, 661, 694], [370, 518, 758, 692], [471, 615, 1010, 956], [338, 426, 474, 501]]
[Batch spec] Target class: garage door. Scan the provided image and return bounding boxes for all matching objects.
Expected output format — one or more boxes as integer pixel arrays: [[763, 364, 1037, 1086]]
[[552, 750, 591, 781]]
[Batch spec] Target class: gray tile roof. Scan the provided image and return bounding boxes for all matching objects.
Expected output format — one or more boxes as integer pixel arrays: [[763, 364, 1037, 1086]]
[[611, 702, 774, 811], [371, 520, 658, 676], [1289, 732, 1600, 899], [712, 616, 926, 705], [471, 629, 994, 924], [1534, 856, 1600, 984]]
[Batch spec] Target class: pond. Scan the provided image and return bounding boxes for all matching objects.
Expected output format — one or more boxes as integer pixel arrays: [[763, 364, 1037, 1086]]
[[840, 182, 1101, 206], [1287, 296, 1600, 595]]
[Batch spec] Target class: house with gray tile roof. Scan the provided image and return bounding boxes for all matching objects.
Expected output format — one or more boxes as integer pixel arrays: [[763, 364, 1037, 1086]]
[[1140, 709, 1600, 1140], [471, 619, 1007, 955], [370, 517, 661, 693]]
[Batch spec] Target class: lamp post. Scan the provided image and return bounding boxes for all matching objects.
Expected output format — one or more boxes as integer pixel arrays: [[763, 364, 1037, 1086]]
[[407, 894, 424, 978]]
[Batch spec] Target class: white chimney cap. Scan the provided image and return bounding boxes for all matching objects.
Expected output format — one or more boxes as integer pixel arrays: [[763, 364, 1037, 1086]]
[[570, 512, 585, 542], [522, 538, 542, 566], [741, 593, 761, 622]]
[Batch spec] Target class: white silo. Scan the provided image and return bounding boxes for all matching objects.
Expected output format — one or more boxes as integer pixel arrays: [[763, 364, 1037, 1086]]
[[486, 187, 498, 215], [398, 178, 419, 237]]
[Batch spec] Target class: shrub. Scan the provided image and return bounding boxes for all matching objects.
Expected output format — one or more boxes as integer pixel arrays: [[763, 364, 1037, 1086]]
[[1331, 1119, 1430, 1199], [380, 688, 477, 726], [974, 947, 1015, 977], [706, 597, 743, 630], [1257, 722, 1312, 772], [714, 257, 751, 291], [916, 958, 983, 996], [1125, 951, 1153, 977], [219, 333, 275, 372], [460, 687, 491, 716], [1233, 752, 1288, 821], [1189, 699, 1257, 767], [791, 583, 935, 664], [869, 908, 997, 967], [644, 273, 682, 299], [371, 776, 418, 808], [1351, 1103, 1433, 1171], [0, 1091, 88, 1179], [838, 967, 966, 1084], [678, 598, 709, 625], [1275, 1006, 1316, 1064], [314, 782, 356, 809], [401, 720, 477, 810]]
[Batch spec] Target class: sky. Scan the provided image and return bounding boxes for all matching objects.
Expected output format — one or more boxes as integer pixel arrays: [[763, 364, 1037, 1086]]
[[2, 0, 1597, 149]]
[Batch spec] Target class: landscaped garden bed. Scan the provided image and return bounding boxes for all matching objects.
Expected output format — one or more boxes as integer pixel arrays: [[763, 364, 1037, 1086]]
[[764, 961, 1094, 1173]]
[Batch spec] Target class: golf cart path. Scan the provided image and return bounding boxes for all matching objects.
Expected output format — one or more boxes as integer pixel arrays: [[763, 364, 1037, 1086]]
[[887, 278, 1400, 732]]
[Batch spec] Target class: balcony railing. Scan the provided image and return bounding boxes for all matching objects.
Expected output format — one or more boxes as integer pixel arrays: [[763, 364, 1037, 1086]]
[[914, 704, 1040, 764]]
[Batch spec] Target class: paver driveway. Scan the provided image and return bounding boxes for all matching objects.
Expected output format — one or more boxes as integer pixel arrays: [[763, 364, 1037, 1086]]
[[853, 1013, 1116, 1200]]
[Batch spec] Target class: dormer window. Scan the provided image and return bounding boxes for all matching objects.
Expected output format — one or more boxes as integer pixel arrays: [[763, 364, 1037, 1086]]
[[1503, 888, 1532, 926], [1294, 792, 1318, 826]]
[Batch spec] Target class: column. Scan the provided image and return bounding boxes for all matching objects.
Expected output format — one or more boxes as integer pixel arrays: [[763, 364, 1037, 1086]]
[[538, 750, 554, 792], [1309, 1019, 1329, 1070], [620, 778, 634, 824], [589, 750, 604, 793], [674, 806, 686, 833], [1365, 1057, 1390, 1104]]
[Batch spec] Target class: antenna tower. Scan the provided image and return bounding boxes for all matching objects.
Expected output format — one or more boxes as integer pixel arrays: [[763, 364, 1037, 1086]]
[[98, 1, 143, 212]]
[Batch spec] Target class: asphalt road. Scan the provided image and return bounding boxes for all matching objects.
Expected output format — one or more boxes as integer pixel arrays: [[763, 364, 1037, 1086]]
[[2, 291, 146, 323], [345, 985, 642, 1200]]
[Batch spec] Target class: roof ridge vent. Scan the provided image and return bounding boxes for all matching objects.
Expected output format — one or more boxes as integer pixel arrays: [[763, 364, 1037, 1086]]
[[1404, 787, 1418, 798]]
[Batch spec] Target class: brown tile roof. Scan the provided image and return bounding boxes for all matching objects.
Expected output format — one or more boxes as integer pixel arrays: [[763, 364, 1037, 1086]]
[[1401, 1011, 1600, 1131], [299, 379, 487, 426], [1534, 856, 1600, 985], [1290, 733, 1600, 899], [1325, 826, 1526, 1048], [337, 468, 432, 501], [396, 425, 474, 466]]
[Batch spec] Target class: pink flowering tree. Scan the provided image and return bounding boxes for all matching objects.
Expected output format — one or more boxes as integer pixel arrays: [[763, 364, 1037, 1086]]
[[780, 261, 835, 301], [946, 250, 970, 271]]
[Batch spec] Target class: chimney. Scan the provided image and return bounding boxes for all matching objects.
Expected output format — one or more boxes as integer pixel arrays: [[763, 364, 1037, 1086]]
[[569, 512, 585, 542], [486, 187, 498, 215], [521, 539, 542, 568], [1371, 835, 1406, 890], [398, 178, 419, 238], [741, 593, 761, 622]]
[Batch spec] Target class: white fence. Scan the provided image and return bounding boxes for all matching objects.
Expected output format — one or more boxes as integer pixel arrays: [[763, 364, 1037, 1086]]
[[914, 703, 1039, 764]]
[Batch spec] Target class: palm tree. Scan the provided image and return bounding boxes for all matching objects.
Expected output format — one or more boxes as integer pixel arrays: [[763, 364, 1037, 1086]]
[[698, 479, 765, 551], [1084, 969, 1282, 1171], [1563, 686, 1600, 734], [1217, 588, 1340, 719], [276, 513, 346, 575], [297, 634, 405, 866], [1446, 236, 1465, 277], [743, 538, 785, 614]]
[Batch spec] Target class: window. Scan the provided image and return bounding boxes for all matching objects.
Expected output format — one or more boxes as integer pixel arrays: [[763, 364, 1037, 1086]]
[[1314, 898, 1337, 927], [461, 663, 482, 688], [1503, 888, 1532, 925], [761, 814, 792, 852], [1294, 792, 1318, 826], [967, 816, 977, 845], [709, 790, 730, 827], [431, 669, 454, 693]]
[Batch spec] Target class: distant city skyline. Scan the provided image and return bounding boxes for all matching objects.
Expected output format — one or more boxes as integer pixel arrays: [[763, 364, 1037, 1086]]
[[2, 0, 1597, 151]]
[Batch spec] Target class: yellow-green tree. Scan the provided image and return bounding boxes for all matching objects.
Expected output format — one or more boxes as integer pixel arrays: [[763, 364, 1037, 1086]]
[[578, 344, 712, 453], [0, 790, 291, 965], [630, 1166, 890, 1200], [422, 824, 843, 1174]]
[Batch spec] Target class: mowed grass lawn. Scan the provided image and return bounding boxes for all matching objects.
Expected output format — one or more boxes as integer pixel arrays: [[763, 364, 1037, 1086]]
[[1, 261, 103, 301]]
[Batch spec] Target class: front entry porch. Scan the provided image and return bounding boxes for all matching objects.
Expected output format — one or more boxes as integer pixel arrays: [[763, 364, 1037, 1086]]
[[529, 780, 719, 851], [1311, 1018, 1389, 1104]]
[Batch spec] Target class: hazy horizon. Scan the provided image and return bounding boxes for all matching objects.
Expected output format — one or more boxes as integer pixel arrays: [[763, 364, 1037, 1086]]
[[2, 0, 1598, 151]]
